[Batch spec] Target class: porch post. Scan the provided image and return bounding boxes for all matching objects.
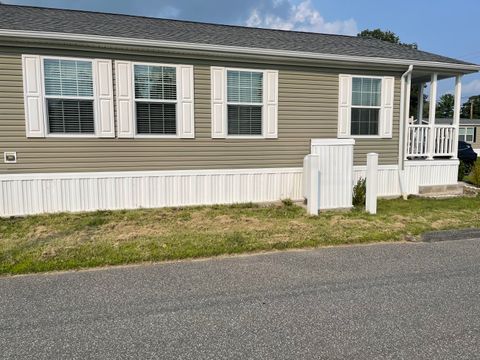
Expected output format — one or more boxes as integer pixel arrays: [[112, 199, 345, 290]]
[[403, 71, 412, 160], [452, 75, 462, 159], [417, 83, 424, 123], [427, 73, 438, 160]]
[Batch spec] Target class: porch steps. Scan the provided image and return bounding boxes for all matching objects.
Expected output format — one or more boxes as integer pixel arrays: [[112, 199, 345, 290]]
[[418, 184, 464, 198]]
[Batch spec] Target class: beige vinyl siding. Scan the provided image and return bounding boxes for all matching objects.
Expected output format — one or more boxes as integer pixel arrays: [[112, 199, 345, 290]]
[[0, 48, 401, 174]]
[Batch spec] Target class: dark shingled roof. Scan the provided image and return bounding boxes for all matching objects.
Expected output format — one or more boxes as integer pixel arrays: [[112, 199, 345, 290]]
[[436, 118, 480, 126], [0, 4, 475, 67]]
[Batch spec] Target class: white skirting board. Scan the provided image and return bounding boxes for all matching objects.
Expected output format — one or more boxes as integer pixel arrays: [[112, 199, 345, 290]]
[[0, 160, 459, 217], [0, 168, 303, 217], [353, 160, 459, 197]]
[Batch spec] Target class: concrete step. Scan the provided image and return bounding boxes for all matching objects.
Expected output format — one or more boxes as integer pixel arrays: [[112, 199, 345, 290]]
[[460, 182, 480, 196], [418, 184, 464, 198]]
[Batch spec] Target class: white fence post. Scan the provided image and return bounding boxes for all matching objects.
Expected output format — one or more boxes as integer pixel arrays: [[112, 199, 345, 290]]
[[303, 154, 320, 215], [366, 153, 378, 214]]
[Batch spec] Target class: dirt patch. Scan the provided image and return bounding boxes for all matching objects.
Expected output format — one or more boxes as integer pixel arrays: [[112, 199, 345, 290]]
[[99, 221, 168, 242], [430, 218, 462, 230], [27, 225, 53, 241]]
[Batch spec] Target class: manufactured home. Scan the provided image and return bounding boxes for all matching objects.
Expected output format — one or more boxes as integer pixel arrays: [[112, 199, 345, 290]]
[[0, 5, 479, 216]]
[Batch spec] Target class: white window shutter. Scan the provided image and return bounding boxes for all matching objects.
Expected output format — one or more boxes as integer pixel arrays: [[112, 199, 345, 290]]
[[177, 65, 195, 138], [211, 66, 226, 138], [380, 76, 395, 138], [94, 59, 115, 138], [22, 55, 45, 138], [338, 74, 351, 138], [115, 60, 134, 138], [264, 70, 278, 139]]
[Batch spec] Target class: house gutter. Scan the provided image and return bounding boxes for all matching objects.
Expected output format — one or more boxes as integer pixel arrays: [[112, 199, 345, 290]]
[[0, 29, 480, 72], [398, 65, 414, 198]]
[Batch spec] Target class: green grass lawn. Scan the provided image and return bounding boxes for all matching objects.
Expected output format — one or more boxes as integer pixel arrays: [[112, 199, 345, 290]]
[[1, 196, 480, 275]]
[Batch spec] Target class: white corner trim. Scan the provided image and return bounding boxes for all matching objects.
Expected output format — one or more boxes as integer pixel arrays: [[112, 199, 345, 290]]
[[3, 30, 479, 72], [311, 138, 355, 146]]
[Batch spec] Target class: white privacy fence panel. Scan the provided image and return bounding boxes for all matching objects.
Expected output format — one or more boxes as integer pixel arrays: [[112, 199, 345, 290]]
[[308, 139, 355, 210], [0, 168, 303, 217]]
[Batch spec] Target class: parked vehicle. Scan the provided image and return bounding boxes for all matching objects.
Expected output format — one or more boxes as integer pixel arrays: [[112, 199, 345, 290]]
[[458, 141, 478, 163]]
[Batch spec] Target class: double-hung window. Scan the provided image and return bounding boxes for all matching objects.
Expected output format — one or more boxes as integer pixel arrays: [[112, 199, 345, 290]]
[[134, 64, 177, 136], [338, 74, 394, 138], [43, 58, 95, 134], [350, 77, 381, 136], [226, 70, 263, 136], [459, 127, 475, 143]]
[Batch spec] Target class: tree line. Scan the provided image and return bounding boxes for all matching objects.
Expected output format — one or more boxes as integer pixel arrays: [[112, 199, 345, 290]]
[[358, 29, 479, 119]]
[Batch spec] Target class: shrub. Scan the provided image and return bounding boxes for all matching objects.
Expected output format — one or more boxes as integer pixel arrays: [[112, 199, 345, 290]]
[[281, 198, 294, 207], [458, 160, 474, 181], [466, 160, 480, 186], [352, 178, 366, 208]]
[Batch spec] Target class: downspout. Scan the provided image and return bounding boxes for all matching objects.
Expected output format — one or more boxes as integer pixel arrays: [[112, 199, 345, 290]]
[[398, 65, 413, 199]]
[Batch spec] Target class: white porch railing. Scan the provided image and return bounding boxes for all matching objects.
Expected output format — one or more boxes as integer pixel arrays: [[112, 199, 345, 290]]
[[406, 124, 456, 158]]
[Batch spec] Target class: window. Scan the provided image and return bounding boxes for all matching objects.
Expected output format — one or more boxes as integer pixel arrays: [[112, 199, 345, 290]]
[[43, 59, 95, 134], [338, 74, 393, 139], [351, 77, 381, 136], [134, 64, 177, 135], [459, 127, 475, 143], [227, 70, 263, 136]]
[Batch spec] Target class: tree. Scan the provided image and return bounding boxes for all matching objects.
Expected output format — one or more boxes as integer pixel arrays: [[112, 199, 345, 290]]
[[410, 84, 429, 121], [461, 95, 480, 119], [357, 29, 418, 49], [358, 29, 421, 118], [435, 94, 455, 118]]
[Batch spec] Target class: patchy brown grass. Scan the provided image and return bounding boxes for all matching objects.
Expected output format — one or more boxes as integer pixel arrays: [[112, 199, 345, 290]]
[[1, 196, 480, 275]]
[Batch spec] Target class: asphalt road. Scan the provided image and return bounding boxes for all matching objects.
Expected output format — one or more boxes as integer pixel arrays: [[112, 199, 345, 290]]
[[1, 239, 480, 359]]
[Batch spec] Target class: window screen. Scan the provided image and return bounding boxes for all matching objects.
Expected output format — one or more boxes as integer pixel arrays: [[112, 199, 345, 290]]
[[227, 70, 263, 136], [44, 59, 94, 134], [134, 65, 177, 135], [351, 77, 381, 136]]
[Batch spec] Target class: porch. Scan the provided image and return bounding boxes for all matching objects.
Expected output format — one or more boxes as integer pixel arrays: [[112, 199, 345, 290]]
[[402, 70, 462, 160]]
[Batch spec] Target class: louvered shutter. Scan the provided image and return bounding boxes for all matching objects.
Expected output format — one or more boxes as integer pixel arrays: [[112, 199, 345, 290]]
[[94, 59, 115, 138], [338, 74, 352, 138], [177, 65, 195, 138], [211, 67, 226, 138], [22, 55, 45, 138], [380, 76, 395, 138], [264, 70, 278, 138], [115, 60, 135, 138]]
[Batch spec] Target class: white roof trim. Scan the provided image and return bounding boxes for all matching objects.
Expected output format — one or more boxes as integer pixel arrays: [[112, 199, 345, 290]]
[[1, 29, 479, 72]]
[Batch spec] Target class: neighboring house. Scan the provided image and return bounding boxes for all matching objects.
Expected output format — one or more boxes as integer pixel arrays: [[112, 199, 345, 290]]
[[459, 120, 480, 153], [0, 4, 479, 216]]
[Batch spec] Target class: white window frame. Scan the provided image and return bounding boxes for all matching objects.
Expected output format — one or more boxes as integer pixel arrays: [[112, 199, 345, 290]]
[[131, 61, 180, 139], [225, 67, 266, 139], [348, 75, 383, 139], [40, 56, 98, 138], [459, 127, 475, 143]]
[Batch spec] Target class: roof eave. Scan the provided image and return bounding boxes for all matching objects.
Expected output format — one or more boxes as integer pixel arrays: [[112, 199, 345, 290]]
[[1, 29, 479, 73]]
